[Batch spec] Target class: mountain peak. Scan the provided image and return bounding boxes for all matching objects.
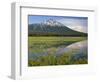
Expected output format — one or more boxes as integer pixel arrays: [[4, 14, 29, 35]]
[[44, 19, 63, 26]]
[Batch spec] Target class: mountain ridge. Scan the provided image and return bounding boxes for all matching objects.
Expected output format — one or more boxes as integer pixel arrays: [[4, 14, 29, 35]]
[[28, 19, 87, 36]]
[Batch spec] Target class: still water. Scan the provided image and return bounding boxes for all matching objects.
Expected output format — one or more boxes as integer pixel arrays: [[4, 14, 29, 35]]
[[29, 40, 87, 61]]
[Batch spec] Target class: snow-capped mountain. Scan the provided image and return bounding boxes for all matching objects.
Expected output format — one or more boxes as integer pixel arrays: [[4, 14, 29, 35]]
[[44, 19, 63, 26], [28, 19, 87, 36]]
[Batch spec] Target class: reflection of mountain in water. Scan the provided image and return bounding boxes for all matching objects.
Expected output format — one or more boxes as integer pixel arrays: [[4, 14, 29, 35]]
[[56, 40, 87, 55], [28, 40, 87, 60]]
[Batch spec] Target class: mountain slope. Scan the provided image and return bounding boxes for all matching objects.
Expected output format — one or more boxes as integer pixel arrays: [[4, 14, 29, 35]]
[[28, 19, 87, 36]]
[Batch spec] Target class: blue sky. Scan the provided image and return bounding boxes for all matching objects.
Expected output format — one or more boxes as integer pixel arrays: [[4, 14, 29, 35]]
[[28, 15, 88, 33], [28, 15, 66, 24]]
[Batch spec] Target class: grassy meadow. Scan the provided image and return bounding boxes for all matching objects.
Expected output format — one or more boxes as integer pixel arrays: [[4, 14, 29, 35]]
[[28, 36, 87, 66]]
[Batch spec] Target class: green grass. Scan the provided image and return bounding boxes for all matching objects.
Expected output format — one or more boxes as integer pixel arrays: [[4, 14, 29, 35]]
[[28, 36, 87, 66], [28, 52, 88, 66], [28, 36, 87, 52], [28, 36, 87, 46]]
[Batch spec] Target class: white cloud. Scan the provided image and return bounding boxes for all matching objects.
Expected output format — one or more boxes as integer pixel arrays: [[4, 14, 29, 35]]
[[56, 18, 87, 33]]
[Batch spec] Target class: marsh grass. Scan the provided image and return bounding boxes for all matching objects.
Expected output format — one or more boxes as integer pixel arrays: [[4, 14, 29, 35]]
[[28, 36, 87, 52], [28, 36, 87, 66], [28, 52, 88, 66]]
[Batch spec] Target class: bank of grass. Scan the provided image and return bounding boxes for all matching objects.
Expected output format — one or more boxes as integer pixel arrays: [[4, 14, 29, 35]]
[[28, 36, 87, 52], [28, 36, 87, 46]]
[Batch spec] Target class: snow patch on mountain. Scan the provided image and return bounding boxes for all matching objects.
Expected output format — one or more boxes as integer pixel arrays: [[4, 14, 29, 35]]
[[42, 19, 64, 26]]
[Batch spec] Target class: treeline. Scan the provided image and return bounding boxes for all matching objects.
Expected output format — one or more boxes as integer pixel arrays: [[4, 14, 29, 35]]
[[28, 24, 88, 37], [28, 32, 87, 37]]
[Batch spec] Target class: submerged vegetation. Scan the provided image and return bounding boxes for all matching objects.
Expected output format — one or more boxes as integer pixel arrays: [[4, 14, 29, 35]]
[[28, 52, 88, 66]]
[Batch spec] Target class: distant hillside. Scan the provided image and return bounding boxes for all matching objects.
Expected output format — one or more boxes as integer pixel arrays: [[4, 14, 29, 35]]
[[28, 19, 87, 36]]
